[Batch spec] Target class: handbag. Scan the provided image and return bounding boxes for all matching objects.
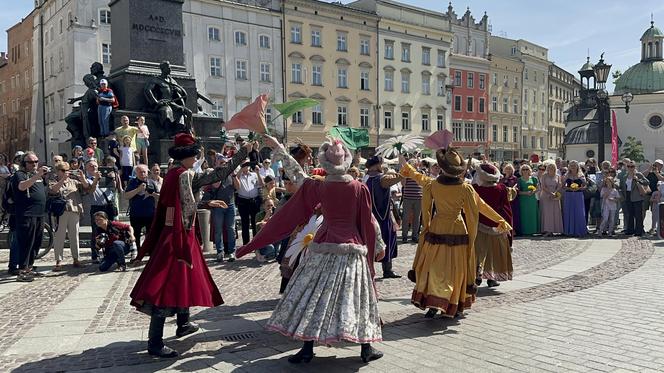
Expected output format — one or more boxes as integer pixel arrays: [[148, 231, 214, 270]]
[[101, 189, 119, 217], [637, 182, 651, 197], [46, 195, 67, 217]]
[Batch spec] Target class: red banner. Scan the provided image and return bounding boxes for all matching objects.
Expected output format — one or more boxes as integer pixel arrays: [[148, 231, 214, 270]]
[[611, 110, 619, 167]]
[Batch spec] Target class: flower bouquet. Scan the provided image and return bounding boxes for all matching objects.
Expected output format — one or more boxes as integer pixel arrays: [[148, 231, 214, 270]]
[[527, 185, 537, 192], [570, 183, 579, 190], [553, 191, 561, 200]]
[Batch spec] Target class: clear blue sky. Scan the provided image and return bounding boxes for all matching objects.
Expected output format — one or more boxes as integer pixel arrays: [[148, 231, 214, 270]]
[[2, 0, 663, 93]]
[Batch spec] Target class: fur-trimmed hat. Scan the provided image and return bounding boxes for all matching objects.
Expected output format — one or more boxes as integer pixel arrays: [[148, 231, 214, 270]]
[[317, 138, 352, 177], [168, 133, 202, 160], [436, 147, 466, 176], [475, 163, 501, 185]]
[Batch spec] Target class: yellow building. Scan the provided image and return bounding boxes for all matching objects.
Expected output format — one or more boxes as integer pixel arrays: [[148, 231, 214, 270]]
[[488, 54, 523, 161], [283, 0, 379, 148]]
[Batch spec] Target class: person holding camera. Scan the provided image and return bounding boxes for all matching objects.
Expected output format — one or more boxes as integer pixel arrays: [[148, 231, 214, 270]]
[[82, 159, 121, 263], [202, 157, 237, 263], [93, 211, 135, 272], [11, 152, 49, 282], [124, 164, 159, 246], [49, 162, 86, 271]]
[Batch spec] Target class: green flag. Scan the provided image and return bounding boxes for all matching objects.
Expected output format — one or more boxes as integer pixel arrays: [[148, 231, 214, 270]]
[[272, 98, 319, 119], [329, 127, 370, 150]]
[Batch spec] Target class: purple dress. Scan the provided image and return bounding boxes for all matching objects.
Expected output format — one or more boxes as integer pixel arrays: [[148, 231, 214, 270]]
[[500, 175, 520, 236], [366, 174, 397, 263], [563, 177, 588, 236]]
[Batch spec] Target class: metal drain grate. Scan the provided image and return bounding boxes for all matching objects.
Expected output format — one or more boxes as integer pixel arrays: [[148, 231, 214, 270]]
[[223, 332, 257, 342]]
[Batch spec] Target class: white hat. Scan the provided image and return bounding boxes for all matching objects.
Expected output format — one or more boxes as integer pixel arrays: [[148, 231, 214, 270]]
[[14, 151, 25, 158], [99, 79, 108, 85], [654, 159, 663, 166]]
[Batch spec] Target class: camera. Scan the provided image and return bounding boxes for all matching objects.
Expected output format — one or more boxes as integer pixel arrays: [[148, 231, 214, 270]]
[[140, 180, 156, 194], [96, 233, 109, 249]]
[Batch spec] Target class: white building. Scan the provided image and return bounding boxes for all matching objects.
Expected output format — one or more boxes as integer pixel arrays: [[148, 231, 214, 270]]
[[182, 0, 283, 135], [31, 0, 113, 158], [350, 0, 453, 143]]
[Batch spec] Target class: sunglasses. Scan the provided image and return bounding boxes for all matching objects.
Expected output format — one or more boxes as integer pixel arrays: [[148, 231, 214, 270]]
[[538, 168, 546, 171]]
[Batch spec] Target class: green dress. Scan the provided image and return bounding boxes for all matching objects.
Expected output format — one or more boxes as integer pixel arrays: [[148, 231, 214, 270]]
[[518, 176, 540, 235]]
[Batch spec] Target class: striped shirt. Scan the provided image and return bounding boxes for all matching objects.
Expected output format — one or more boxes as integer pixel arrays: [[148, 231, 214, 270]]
[[402, 178, 422, 200]]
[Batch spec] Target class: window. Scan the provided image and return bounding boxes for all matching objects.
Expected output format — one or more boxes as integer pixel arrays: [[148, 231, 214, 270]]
[[514, 77, 518, 89], [467, 72, 474, 88], [492, 73, 497, 85], [290, 25, 301, 43], [337, 32, 347, 52], [422, 74, 430, 95], [422, 47, 431, 65], [513, 99, 519, 114], [360, 38, 370, 56], [464, 122, 474, 141], [312, 65, 322, 86], [503, 126, 509, 143], [492, 125, 498, 142], [99, 9, 111, 25], [401, 112, 410, 130], [312, 105, 322, 125], [491, 96, 497, 111], [524, 109, 528, 124], [454, 96, 461, 111], [260, 63, 271, 82], [360, 108, 370, 128], [421, 113, 430, 131], [360, 71, 370, 90], [337, 106, 348, 126], [211, 101, 224, 119], [384, 70, 393, 91], [452, 122, 462, 140], [385, 41, 394, 59], [534, 72, 537, 82], [24, 71, 29, 87], [401, 43, 410, 62], [466, 96, 473, 112], [401, 71, 410, 93], [101, 43, 111, 64], [259, 35, 270, 49], [504, 75, 509, 88], [476, 123, 485, 142], [454, 71, 461, 86], [292, 111, 303, 124], [234, 31, 247, 46], [437, 77, 445, 96], [291, 63, 302, 83], [210, 57, 222, 77], [235, 60, 248, 80], [513, 126, 519, 143], [384, 111, 393, 129], [503, 97, 509, 113], [522, 135, 527, 148], [208, 27, 220, 41], [337, 68, 348, 88], [479, 97, 485, 113], [511, 46, 517, 55], [539, 137, 544, 149], [437, 50, 446, 67], [266, 107, 272, 123], [531, 136, 536, 149], [436, 114, 444, 131], [542, 92, 546, 105], [59, 18, 63, 34], [525, 68, 528, 80], [479, 74, 485, 89], [311, 30, 321, 47]]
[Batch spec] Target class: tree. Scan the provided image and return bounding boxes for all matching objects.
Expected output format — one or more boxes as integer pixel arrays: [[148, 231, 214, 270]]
[[620, 136, 645, 162], [612, 70, 622, 85]]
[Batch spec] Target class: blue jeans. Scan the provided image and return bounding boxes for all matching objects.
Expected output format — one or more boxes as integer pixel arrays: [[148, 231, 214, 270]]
[[259, 244, 276, 259], [99, 240, 130, 272], [97, 105, 112, 136], [212, 204, 236, 254]]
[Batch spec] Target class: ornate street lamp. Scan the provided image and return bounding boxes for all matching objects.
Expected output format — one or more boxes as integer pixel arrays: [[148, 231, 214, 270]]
[[621, 92, 633, 113], [593, 54, 612, 162], [593, 53, 612, 89]]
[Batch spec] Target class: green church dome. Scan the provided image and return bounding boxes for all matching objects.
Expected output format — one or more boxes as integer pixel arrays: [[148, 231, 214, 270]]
[[614, 60, 664, 95], [641, 24, 664, 40]]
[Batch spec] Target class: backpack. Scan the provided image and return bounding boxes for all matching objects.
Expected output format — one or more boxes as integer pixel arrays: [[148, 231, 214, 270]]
[[1, 174, 16, 214]]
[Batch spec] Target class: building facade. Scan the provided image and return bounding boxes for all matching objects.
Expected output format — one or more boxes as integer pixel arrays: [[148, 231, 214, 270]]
[[0, 11, 35, 158], [282, 0, 379, 148], [447, 5, 491, 157], [487, 54, 522, 161], [492, 36, 551, 160], [182, 0, 284, 136], [350, 0, 453, 145], [547, 63, 575, 159], [31, 0, 113, 159]]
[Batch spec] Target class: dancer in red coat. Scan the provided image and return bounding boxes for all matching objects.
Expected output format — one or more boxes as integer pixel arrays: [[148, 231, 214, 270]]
[[130, 133, 251, 357]]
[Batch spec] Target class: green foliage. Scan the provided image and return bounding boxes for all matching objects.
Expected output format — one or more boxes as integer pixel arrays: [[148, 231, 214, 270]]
[[620, 136, 645, 162], [612, 70, 622, 85], [272, 98, 319, 119]]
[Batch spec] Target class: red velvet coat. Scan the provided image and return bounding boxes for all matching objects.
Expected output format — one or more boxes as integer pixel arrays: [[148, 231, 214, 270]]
[[130, 166, 223, 313], [472, 183, 514, 245]]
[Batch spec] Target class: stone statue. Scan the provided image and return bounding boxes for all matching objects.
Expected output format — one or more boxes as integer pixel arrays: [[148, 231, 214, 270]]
[[144, 61, 192, 134], [65, 73, 100, 147]]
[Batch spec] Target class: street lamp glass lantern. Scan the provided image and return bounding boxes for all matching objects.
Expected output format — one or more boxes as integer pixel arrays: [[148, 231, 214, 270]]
[[593, 57, 611, 84], [621, 92, 633, 104]]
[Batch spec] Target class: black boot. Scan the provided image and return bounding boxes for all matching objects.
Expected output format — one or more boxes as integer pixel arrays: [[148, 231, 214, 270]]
[[424, 308, 438, 318], [382, 262, 401, 279], [487, 279, 500, 288], [175, 312, 199, 338], [288, 341, 314, 363], [360, 343, 383, 363], [147, 315, 178, 358]]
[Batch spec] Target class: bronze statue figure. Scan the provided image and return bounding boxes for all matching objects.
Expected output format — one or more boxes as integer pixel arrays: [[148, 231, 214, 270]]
[[65, 73, 100, 147], [144, 61, 192, 134]]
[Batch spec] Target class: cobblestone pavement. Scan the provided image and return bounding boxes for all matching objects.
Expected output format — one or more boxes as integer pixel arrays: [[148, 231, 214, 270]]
[[0, 234, 661, 372]]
